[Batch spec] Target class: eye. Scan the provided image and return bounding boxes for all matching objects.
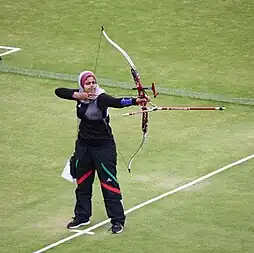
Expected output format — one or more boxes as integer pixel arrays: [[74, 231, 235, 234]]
[[85, 81, 96, 85]]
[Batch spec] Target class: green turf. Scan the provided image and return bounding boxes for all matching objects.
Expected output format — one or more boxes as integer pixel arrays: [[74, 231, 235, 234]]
[[0, 1, 254, 252], [1, 0, 254, 97], [0, 73, 253, 253]]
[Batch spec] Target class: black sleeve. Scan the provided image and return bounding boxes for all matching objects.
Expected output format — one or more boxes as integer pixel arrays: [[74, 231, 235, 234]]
[[97, 93, 138, 110], [55, 88, 79, 100]]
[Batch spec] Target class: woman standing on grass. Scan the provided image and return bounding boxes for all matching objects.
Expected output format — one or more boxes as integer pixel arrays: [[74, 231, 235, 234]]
[[55, 71, 148, 234]]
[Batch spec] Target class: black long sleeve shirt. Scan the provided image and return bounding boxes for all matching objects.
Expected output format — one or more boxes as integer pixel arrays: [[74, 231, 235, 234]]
[[55, 88, 137, 145]]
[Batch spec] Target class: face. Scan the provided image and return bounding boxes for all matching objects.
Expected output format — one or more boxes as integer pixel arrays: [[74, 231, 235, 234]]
[[83, 76, 97, 92]]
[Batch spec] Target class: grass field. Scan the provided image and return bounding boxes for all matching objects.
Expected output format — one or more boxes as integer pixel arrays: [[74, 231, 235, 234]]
[[1, 1, 254, 253]]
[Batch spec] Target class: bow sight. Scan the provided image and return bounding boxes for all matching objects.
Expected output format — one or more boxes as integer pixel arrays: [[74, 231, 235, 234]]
[[132, 82, 159, 98]]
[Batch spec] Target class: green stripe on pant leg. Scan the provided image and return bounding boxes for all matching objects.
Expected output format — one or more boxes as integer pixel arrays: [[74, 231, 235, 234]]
[[101, 162, 118, 184]]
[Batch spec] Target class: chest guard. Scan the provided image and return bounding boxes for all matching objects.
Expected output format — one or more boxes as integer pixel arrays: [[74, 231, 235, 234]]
[[77, 99, 107, 120]]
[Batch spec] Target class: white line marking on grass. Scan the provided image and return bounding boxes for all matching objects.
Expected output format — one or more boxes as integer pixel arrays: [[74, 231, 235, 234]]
[[0, 46, 21, 57], [69, 230, 94, 235], [33, 153, 254, 253]]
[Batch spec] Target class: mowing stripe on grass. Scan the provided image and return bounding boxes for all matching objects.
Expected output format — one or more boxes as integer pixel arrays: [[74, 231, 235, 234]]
[[1, 64, 254, 106], [33, 153, 254, 253]]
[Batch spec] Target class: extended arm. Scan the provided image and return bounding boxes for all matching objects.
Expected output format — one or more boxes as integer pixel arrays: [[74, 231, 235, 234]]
[[97, 93, 143, 110], [55, 88, 148, 107]]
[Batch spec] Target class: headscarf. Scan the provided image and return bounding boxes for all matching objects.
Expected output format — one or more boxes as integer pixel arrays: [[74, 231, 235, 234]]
[[78, 71, 105, 103]]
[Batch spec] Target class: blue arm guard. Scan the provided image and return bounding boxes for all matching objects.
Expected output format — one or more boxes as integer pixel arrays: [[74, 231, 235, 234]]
[[120, 98, 133, 106]]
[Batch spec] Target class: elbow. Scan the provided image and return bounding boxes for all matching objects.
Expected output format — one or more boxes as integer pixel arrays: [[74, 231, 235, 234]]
[[55, 88, 67, 99], [54, 88, 75, 100], [55, 88, 61, 97]]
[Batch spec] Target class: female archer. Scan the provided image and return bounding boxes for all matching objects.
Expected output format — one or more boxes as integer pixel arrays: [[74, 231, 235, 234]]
[[55, 71, 149, 234]]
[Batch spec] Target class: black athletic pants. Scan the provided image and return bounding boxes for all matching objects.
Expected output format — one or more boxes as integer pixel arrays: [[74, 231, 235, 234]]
[[70, 139, 125, 226]]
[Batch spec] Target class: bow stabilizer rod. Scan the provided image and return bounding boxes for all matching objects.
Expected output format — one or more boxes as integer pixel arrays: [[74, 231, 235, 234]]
[[123, 106, 225, 116]]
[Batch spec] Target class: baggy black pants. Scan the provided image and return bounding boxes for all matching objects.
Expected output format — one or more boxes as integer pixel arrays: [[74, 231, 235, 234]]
[[70, 139, 125, 226]]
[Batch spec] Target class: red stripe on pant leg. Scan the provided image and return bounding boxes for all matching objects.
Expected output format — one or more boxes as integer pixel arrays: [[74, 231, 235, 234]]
[[77, 170, 93, 185], [100, 182, 121, 194]]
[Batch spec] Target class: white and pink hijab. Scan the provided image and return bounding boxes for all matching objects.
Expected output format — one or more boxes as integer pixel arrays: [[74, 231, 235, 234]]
[[78, 71, 105, 103]]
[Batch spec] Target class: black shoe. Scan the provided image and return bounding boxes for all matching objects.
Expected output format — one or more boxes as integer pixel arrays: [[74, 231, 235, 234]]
[[110, 222, 124, 234], [67, 217, 90, 229]]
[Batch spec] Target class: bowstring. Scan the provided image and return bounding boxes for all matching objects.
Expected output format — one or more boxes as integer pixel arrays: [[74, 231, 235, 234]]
[[76, 28, 103, 139], [93, 27, 103, 74], [93, 27, 130, 172]]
